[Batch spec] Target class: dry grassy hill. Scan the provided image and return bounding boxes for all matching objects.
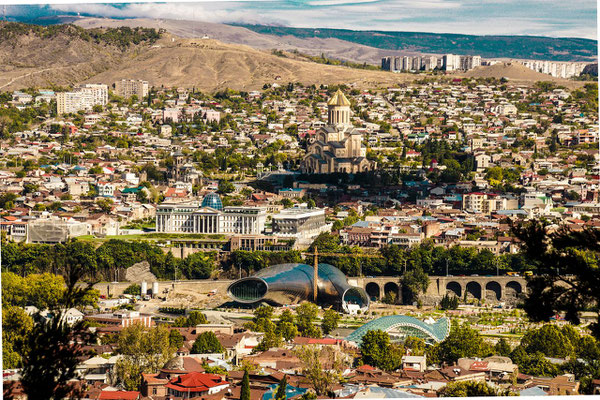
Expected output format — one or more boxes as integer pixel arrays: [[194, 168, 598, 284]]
[[73, 17, 416, 64], [0, 23, 583, 92], [0, 26, 135, 90], [84, 36, 415, 91], [0, 28, 416, 92]]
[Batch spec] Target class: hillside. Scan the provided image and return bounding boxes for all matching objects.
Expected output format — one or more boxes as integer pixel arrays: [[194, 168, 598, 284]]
[[0, 22, 585, 92], [82, 38, 416, 91], [72, 17, 415, 65], [239, 25, 598, 62], [0, 22, 161, 90], [0, 23, 417, 91]]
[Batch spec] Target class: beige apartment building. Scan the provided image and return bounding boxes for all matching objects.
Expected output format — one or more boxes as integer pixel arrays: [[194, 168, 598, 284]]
[[56, 84, 108, 115], [463, 192, 511, 215], [115, 79, 149, 99]]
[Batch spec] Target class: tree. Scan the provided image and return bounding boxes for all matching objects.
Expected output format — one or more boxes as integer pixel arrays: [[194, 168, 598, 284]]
[[277, 321, 299, 341], [275, 375, 288, 400], [96, 197, 114, 213], [254, 322, 283, 353], [403, 336, 426, 356], [279, 309, 294, 324], [321, 309, 340, 335], [18, 256, 98, 400], [217, 180, 235, 194], [191, 331, 225, 354], [246, 305, 275, 332], [240, 370, 251, 400], [520, 325, 574, 358], [2, 272, 65, 310], [2, 306, 34, 368], [431, 323, 491, 365], [510, 347, 560, 377], [20, 312, 96, 399], [308, 232, 340, 253], [402, 266, 429, 304], [295, 345, 349, 396], [495, 338, 512, 357], [115, 324, 174, 390], [169, 329, 184, 350], [181, 252, 215, 279], [437, 380, 511, 397], [296, 303, 321, 337], [187, 310, 208, 326], [440, 294, 459, 310], [124, 283, 141, 296], [512, 221, 600, 339], [360, 330, 403, 371]]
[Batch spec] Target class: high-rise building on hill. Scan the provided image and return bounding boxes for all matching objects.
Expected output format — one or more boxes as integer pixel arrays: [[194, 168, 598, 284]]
[[115, 79, 149, 99]]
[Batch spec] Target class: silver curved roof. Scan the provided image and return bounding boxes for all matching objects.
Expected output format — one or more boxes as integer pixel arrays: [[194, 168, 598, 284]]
[[346, 315, 450, 345]]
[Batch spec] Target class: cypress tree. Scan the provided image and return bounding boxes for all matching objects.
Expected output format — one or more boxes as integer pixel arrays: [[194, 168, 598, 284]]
[[241, 370, 250, 400], [275, 375, 287, 400]]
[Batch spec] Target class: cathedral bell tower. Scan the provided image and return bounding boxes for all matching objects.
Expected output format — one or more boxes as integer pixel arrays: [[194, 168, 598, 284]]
[[327, 89, 351, 128]]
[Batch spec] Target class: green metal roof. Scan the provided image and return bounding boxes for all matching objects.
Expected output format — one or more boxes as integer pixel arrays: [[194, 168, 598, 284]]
[[345, 315, 450, 345]]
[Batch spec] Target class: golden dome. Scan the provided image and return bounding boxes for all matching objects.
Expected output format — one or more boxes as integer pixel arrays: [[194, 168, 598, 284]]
[[327, 89, 351, 107]]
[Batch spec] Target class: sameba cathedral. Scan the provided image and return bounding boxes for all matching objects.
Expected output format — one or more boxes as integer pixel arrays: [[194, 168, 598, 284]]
[[301, 89, 377, 174]]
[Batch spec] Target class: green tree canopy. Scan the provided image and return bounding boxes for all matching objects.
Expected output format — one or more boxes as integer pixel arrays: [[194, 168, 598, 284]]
[[321, 309, 341, 335], [430, 323, 491, 365], [437, 380, 512, 397], [360, 330, 403, 371], [191, 331, 225, 354], [512, 221, 600, 340], [115, 324, 175, 390]]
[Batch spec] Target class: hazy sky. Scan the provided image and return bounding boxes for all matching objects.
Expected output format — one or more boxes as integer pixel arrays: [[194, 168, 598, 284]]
[[6, 0, 598, 39]]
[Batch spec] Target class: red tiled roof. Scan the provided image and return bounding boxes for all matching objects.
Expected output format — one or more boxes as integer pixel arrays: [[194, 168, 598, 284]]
[[470, 361, 489, 371], [98, 390, 140, 400], [357, 365, 376, 371], [165, 372, 226, 393]]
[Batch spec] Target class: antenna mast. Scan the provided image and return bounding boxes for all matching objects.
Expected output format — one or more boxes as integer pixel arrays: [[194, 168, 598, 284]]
[[313, 247, 318, 302]]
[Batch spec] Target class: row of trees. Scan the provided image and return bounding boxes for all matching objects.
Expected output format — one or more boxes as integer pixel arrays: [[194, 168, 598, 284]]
[[1, 229, 545, 285], [1, 239, 219, 281], [244, 304, 341, 352]]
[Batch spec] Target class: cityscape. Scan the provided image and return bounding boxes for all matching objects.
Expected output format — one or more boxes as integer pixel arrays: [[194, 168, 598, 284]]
[[0, 2, 599, 400]]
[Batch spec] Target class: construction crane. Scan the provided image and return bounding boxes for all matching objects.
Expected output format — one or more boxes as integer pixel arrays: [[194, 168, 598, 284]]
[[301, 248, 383, 301]]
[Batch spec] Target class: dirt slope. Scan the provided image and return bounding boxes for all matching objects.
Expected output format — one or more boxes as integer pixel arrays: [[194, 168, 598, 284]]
[[73, 17, 417, 64], [0, 30, 131, 90], [82, 36, 415, 91]]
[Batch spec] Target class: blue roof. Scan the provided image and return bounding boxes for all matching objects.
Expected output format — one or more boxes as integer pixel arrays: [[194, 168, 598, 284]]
[[346, 315, 450, 345], [496, 210, 528, 215], [201, 193, 223, 211], [262, 384, 307, 400], [359, 386, 423, 398], [351, 221, 371, 228], [519, 387, 548, 396]]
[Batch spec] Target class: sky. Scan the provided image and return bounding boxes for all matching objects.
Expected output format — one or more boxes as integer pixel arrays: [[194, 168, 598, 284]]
[[4, 0, 598, 40]]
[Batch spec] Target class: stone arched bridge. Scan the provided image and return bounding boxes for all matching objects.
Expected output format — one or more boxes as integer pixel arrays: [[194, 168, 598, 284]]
[[349, 276, 528, 305], [96, 275, 528, 306]]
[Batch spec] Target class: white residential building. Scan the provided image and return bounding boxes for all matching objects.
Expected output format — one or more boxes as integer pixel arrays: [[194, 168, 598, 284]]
[[56, 84, 108, 115]]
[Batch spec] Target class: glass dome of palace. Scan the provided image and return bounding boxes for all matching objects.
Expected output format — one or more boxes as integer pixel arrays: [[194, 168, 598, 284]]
[[201, 193, 223, 210]]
